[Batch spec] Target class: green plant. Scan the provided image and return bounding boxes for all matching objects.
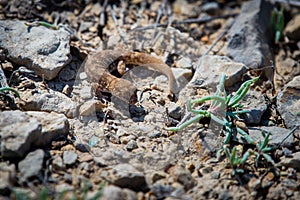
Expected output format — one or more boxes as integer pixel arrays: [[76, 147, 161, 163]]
[[223, 145, 252, 176], [271, 5, 285, 44], [254, 131, 275, 167], [166, 74, 258, 145], [0, 86, 21, 98]]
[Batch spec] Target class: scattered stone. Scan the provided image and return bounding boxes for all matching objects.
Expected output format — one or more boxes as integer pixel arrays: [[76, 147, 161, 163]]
[[171, 165, 195, 190], [167, 102, 183, 120], [151, 183, 175, 199], [211, 171, 220, 179], [242, 126, 294, 147], [79, 99, 105, 117], [126, 140, 138, 151], [0, 110, 42, 158], [284, 14, 300, 40], [239, 91, 268, 125], [63, 151, 78, 166], [281, 178, 299, 191], [21, 88, 77, 118], [52, 155, 64, 171], [0, 20, 71, 80], [226, 0, 273, 79], [58, 65, 77, 81], [201, 2, 220, 15], [277, 75, 300, 128], [110, 164, 148, 192], [175, 57, 193, 69], [279, 151, 300, 171], [18, 149, 44, 181], [147, 131, 161, 138]]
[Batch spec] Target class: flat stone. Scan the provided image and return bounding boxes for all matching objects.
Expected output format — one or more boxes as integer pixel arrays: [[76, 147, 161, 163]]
[[277, 76, 300, 128], [279, 151, 300, 171], [0, 110, 42, 158], [241, 126, 294, 147], [226, 0, 273, 79], [18, 149, 44, 181], [0, 20, 71, 80], [239, 91, 268, 125], [21, 88, 77, 118], [285, 14, 300, 40], [110, 164, 148, 192], [63, 151, 78, 166], [188, 55, 247, 91]]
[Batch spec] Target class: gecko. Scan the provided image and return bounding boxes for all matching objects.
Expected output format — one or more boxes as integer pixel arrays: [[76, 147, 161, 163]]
[[84, 50, 176, 104]]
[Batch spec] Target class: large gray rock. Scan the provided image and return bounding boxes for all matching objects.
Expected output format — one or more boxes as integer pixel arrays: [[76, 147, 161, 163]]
[[277, 76, 300, 128], [0, 20, 71, 80], [0, 110, 69, 158], [226, 0, 273, 79], [18, 149, 44, 181], [0, 110, 42, 158], [177, 55, 247, 107]]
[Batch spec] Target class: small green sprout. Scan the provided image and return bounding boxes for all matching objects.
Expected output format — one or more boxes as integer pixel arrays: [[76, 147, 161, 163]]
[[254, 131, 275, 167], [166, 74, 259, 145], [223, 145, 253, 176], [0, 86, 21, 98], [271, 5, 285, 43]]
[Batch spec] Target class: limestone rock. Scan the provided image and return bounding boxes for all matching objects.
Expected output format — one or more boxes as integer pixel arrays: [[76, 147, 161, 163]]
[[0, 20, 71, 80]]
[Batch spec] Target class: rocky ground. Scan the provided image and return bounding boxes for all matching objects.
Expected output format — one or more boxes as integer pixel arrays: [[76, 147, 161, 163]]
[[0, 0, 300, 199]]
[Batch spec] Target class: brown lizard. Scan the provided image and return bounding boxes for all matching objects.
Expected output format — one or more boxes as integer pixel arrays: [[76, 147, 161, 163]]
[[84, 50, 176, 104]]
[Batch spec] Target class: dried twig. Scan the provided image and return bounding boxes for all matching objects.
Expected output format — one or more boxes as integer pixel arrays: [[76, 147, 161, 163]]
[[132, 13, 238, 32], [109, 4, 128, 46], [203, 18, 235, 56]]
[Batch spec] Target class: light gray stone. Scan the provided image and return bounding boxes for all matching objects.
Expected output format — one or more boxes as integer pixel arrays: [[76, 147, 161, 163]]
[[0, 110, 42, 158], [226, 0, 273, 79], [277, 76, 300, 128], [21, 89, 77, 118], [27, 111, 69, 146], [0, 20, 71, 80], [188, 55, 247, 91], [18, 149, 44, 181], [63, 151, 78, 165], [0, 110, 69, 158]]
